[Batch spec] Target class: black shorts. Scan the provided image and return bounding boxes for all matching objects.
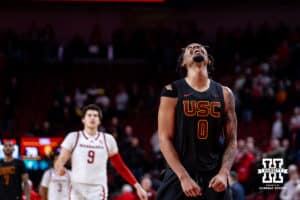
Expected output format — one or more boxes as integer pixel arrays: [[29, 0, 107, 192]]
[[156, 168, 229, 200], [0, 194, 21, 200]]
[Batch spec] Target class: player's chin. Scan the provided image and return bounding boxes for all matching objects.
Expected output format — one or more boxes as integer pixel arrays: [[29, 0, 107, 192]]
[[88, 123, 97, 128]]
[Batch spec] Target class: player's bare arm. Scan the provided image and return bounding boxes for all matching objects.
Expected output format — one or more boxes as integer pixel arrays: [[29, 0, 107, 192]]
[[158, 85, 202, 197], [22, 173, 31, 200], [39, 185, 48, 200], [54, 148, 71, 176], [209, 86, 237, 192]]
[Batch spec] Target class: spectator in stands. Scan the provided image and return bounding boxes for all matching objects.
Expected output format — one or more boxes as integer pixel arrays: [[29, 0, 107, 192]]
[[150, 130, 160, 156], [114, 184, 136, 200], [74, 88, 88, 110], [108, 116, 123, 141], [120, 125, 134, 147], [246, 137, 259, 156], [238, 69, 254, 123], [272, 112, 285, 139], [280, 164, 300, 200], [150, 130, 163, 171], [290, 107, 300, 130], [228, 171, 245, 200], [123, 137, 145, 181], [290, 107, 300, 151], [293, 185, 300, 200], [115, 86, 129, 117], [234, 143, 255, 193], [235, 139, 246, 162], [141, 175, 156, 200], [275, 80, 289, 109], [265, 138, 285, 159], [282, 139, 296, 166], [88, 24, 104, 58], [87, 84, 100, 103], [96, 89, 111, 114]]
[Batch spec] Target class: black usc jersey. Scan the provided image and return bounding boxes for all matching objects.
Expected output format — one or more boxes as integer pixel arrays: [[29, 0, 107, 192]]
[[161, 79, 225, 173]]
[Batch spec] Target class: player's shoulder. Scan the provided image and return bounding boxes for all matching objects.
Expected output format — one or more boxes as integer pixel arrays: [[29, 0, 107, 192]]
[[164, 79, 183, 90], [210, 79, 232, 95], [221, 85, 234, 98], [43, 168, 52, 176], [102, 132, 116, 141], [65, 131, 81, 138]]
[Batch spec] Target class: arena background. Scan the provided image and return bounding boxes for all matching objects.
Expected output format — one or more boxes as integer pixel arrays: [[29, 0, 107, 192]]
[[1, 0, 300, 199]]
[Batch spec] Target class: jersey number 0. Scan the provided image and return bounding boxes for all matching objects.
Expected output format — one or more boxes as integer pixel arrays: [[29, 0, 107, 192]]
[[197, 120, 208, 139]]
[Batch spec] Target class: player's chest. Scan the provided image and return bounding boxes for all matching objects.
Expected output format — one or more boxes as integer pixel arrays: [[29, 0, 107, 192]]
[[50, 176, 69, 183], [74, 138, 108, 160]]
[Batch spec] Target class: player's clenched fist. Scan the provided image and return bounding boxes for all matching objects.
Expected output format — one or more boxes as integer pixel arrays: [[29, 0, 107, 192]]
[[54, 162, 66, 176], [179, 174, 202, 197], [134, 183, 148, 200], [208, 172, 227, 192]]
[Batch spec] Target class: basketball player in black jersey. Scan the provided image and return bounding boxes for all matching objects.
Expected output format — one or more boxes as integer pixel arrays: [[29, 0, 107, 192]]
[[0, 141, 30, 200], [156, 43, 237, 200]]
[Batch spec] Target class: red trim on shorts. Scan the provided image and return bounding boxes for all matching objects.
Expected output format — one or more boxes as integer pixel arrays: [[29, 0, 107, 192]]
[[102, 133, 110, 155], [71, 131, 80, 153]]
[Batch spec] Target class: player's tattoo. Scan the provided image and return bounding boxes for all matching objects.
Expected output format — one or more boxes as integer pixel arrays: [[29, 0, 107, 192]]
[[221, 87, 237, 173]]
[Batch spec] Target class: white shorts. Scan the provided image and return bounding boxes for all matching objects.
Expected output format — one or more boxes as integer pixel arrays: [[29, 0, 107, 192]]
[[69, 182, 108, 200]]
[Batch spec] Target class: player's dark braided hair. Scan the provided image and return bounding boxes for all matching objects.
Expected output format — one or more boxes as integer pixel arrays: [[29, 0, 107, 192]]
[[176, 45, 214, 78]]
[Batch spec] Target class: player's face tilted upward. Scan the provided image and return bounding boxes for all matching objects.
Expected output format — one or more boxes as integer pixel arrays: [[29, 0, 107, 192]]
[[82, 110, 100, 129], [182, 43, 210, 68]]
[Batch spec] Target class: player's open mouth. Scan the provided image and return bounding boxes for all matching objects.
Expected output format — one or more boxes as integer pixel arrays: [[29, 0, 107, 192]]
[[194, 50, 201, 55]]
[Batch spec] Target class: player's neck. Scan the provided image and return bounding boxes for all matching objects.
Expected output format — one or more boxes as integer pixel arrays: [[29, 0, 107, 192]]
[[4, 156, 13, 162], [84, 128, 98, 136], [186, 66, 209, 91]]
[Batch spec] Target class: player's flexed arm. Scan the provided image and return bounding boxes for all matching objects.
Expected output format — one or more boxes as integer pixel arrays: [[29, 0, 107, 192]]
[[158, 86, 202, 198], [106, 134, 148, 200], [209, 87, 237, 192]]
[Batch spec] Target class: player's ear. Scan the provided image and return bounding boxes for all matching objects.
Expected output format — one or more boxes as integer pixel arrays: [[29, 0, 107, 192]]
[[178, 48, 186, 68], [181, 56, 186, 68], [208, 58, 211, 65], [208, 54, 213, 65]]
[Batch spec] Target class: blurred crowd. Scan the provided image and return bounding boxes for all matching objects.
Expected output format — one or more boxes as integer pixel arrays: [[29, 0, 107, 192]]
[[1, 21, 300, 199]]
